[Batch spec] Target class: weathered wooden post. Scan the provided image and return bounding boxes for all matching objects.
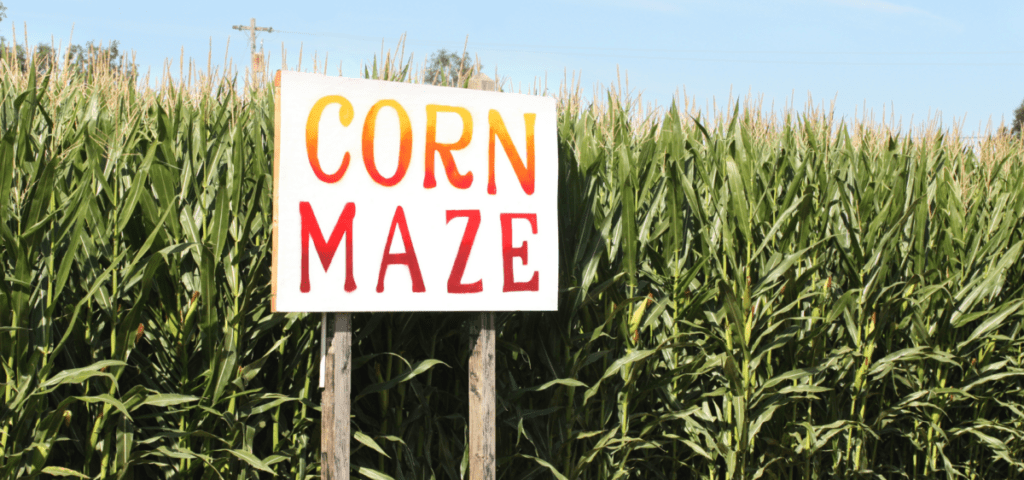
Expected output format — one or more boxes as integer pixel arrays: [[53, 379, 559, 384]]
[[468, 72, 496, 92], [468, 311, 496, 479], [318, 315, 350, 480], [467, 72, 497, 479], [332, 313, 351, 480], [320, 314, 336, 479]]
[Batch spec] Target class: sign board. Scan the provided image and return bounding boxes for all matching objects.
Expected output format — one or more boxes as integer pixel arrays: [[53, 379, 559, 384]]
[[272, 72, 558, 312]]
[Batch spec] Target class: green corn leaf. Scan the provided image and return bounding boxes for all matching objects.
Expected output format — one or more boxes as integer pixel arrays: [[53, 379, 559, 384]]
[[356, 359, 449, 400], [41, 360, 125, 390], [74, 394, 133, 422], [40, 466, 89, 478], [141, 394, 201, 408], [357, 466, 396, 480], [224, 449, 274, 474], [354, 431, 390, 458]]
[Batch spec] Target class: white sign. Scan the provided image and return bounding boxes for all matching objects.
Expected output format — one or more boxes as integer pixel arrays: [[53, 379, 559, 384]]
[[272, 72, 558, 312]]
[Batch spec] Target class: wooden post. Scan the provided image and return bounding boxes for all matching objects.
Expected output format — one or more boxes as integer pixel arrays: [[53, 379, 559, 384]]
[[468, 72, 496, 92], [333, 313, 352, 480], [469, 312, 496, 479], [321, 339, 335, 479], [466, 73, 497, 480]]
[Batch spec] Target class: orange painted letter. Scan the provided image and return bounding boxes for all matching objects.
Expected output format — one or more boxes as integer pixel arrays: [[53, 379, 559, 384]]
[[424, 105, 473, 189], [306, 95, 354, 183], [362, 100, 413, 187], [487, 110, 536, 195]]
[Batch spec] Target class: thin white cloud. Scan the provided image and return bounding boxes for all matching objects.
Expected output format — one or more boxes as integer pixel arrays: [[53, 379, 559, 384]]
[[828, 0, 947, 23], [562, 0, 685, 13], [828, 0, 924, 15], [826, 0, 962, 31], [627, 0, 684, 12]]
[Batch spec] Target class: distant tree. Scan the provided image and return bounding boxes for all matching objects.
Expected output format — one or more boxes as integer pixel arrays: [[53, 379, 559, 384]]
[[0, 36, 26, 68], [33, 43, 54, 73], [0, 36, 134, 80], [424, 48, 477, 87], [65, 40, 128, 73], [1013, 97, 1024, 137], [0, 2, 10, 64]]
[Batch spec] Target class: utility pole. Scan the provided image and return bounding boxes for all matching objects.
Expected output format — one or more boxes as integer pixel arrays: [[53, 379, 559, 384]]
[[233, 17, 273, 54], [233, 18, 273, 82]]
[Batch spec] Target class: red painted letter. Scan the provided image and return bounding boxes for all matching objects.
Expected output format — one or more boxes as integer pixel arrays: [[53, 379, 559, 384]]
[[446, 210, 482, 293], [377, 206, 426, 292], [500, 213, 539, 292], [488, 110, 536, 195], [300, 201, 356, 293]]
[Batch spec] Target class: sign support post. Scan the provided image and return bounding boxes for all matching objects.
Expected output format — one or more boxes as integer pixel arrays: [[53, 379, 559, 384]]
[[333, 313, 351, 480], [468, 73, 497, 480], [468, 312, 496, 479], [320, 316, 336, 479], [319, 315, 351, 480], [319, 313, 351, 480]]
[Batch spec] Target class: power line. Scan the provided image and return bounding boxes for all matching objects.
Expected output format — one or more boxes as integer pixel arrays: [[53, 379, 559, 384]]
[[471, 51, 1023, 67], [232, 18, 274, 54], [265, 30, 1023, 67], [269, 29, 1024, 58], [232, 18, 275, 80]]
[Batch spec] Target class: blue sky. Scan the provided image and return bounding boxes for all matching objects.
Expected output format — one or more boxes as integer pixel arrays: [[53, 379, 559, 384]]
[[7, 0, 1024, 135]]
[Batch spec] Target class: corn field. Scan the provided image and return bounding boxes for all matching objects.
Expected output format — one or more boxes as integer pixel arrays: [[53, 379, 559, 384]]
[[1, 45, 1023, 480]]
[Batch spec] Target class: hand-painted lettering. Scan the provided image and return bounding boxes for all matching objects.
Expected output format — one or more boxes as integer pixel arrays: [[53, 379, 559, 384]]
[[446, 210, 482, 293], [362, 100, 413, 187], [488, 110, 536, 195], [299, 201, 356, 293], [500, 213, 539, 292], [377, 206, 426, 292], [306, 95, 354, 183], [425, 105, 474, 189]]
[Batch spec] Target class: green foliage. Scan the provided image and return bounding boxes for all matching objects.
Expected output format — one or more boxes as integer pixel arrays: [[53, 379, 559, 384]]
[[1, 52, 1023, 480], [423, 48, 475, 87], [62, 40, 132, 76], [544, 98, 1024, 478], [0, 62, 309, 479], [1013, 97, 1024, 136], [0, 38, 133, 79]]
